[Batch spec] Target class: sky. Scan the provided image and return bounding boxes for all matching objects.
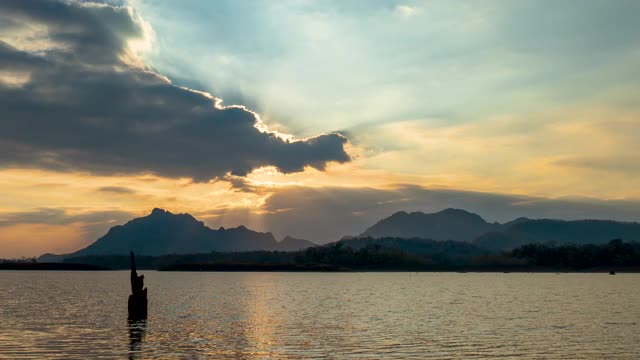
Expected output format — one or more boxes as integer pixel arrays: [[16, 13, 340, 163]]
[[1, 0, 639, 258]]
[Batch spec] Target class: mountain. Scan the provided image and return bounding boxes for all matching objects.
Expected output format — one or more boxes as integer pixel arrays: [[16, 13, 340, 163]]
[[275, 236, 316, 251], [39, 207, 640, 262], [40, 208, 316, 260], [476, 219, 640, 251], [361, 208, 499, 242], [359, 209, 640, 251]]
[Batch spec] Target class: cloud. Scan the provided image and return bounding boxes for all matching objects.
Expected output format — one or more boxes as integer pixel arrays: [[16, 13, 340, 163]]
[[553, 155, 640, 175], [96, 186, 136, 194], [221, 174, 261, 193], [134, 0, 640, 140], [0, 207, 134, 257], [0, 208, 131, 227], [0, 0, 350, 181], [0, 224, 86, 259], [394, 5, 418, 18]]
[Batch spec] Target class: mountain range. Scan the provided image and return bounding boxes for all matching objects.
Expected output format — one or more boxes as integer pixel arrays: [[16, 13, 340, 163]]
[[361, 208, 497, 242], [361, 208, 640, 250], [39, 208, 315, 261], [39, 207, 640, 262]]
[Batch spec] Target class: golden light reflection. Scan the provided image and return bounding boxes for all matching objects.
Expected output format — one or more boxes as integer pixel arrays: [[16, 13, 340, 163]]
[[241, 275, 279, 359]]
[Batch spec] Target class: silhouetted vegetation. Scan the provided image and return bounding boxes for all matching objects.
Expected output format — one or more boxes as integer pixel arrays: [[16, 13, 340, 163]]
[[512, 239, 640, 269], [63, 251, 299, 270], [162, 263, 348, 272], [0, 262, 108, 270], [38, 208, 640, 266], [62, 237, 488, 271], [10, 237, 639, 272], [335, 237, 487, 264], [0, 257, 37, 263], [293, 242, 430, 270]]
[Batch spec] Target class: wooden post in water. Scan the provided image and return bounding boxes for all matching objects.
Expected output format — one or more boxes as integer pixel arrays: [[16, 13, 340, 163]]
[[128, 251, 148, 320]]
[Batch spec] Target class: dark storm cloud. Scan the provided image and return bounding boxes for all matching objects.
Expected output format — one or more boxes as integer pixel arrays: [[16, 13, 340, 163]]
[[221, 174, 260, 193], [0, 42, 45, 70], [0, 0, 350, 181]]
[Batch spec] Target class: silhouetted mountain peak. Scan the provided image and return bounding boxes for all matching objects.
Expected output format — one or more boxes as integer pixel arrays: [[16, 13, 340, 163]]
[[148, 208, 198, 221], [134, 208, 203, 230], [439, 207, 473, 216], [503, 217, 530, 227], [387, 208, 487, 223], [150, 207, 168, 216], [361, 208, 496, 242], [277, 235, 316, 251], [440, 208, 464, 213], [437, 208, 488, 222], [40, 208, 321, 259], [362, 207, 640, 251], [390, 210, 410, 217]]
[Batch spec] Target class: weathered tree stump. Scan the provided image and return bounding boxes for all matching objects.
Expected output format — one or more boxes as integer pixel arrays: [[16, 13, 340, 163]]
[[128, 251, 147, 320]]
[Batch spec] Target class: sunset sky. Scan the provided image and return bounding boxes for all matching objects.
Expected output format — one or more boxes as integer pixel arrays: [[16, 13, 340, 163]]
[[1, 0, 639, 258]]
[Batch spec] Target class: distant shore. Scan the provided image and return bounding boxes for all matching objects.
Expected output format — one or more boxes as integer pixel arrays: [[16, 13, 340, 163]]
[[2, 262, 639, 273], [159, 263, 350, 272], [0, 262, 109, 271], [157, 263, 640, 273]]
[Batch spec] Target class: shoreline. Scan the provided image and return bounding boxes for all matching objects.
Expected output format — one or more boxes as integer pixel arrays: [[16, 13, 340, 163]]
[[2, 263, 639, 273], [0, 263, 109, 271], [156, 264, 640, 274]]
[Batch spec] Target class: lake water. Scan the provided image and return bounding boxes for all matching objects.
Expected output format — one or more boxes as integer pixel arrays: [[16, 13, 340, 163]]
[[0, 271, 638, 359]]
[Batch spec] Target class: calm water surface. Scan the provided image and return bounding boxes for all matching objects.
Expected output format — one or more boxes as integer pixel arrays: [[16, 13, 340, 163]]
[[0, 271, 638, 359]]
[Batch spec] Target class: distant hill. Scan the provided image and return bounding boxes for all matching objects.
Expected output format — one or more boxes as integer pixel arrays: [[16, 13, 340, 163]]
[[361, 208, 499, 242], [276, 236, 316, 251], [38, 207, 640, 262], [39, 208, 315, 261], [359, 208, 640, 251], [477, 219, 640, 251]]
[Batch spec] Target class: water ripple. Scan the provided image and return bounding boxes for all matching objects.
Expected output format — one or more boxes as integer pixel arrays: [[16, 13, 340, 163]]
[[0, 272, 638, 359]]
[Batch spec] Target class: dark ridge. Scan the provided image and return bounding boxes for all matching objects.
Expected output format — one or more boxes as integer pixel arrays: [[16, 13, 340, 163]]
[[43, 238, 640, 272], [0, 262, 109, 270], [38, 207, 640, 262], [361, 208, 497, 242], [277, 236, 316, 251], [150, 208, 167, 215], [40, 208, 301, 260], [360, 208, 640, 251]]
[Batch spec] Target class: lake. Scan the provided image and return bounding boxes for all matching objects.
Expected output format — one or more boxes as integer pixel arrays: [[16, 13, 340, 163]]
[[0, 271, 638, 359]]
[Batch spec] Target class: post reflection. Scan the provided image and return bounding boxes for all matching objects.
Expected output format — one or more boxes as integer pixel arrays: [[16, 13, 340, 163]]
[[128, 319, 147, 359]]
